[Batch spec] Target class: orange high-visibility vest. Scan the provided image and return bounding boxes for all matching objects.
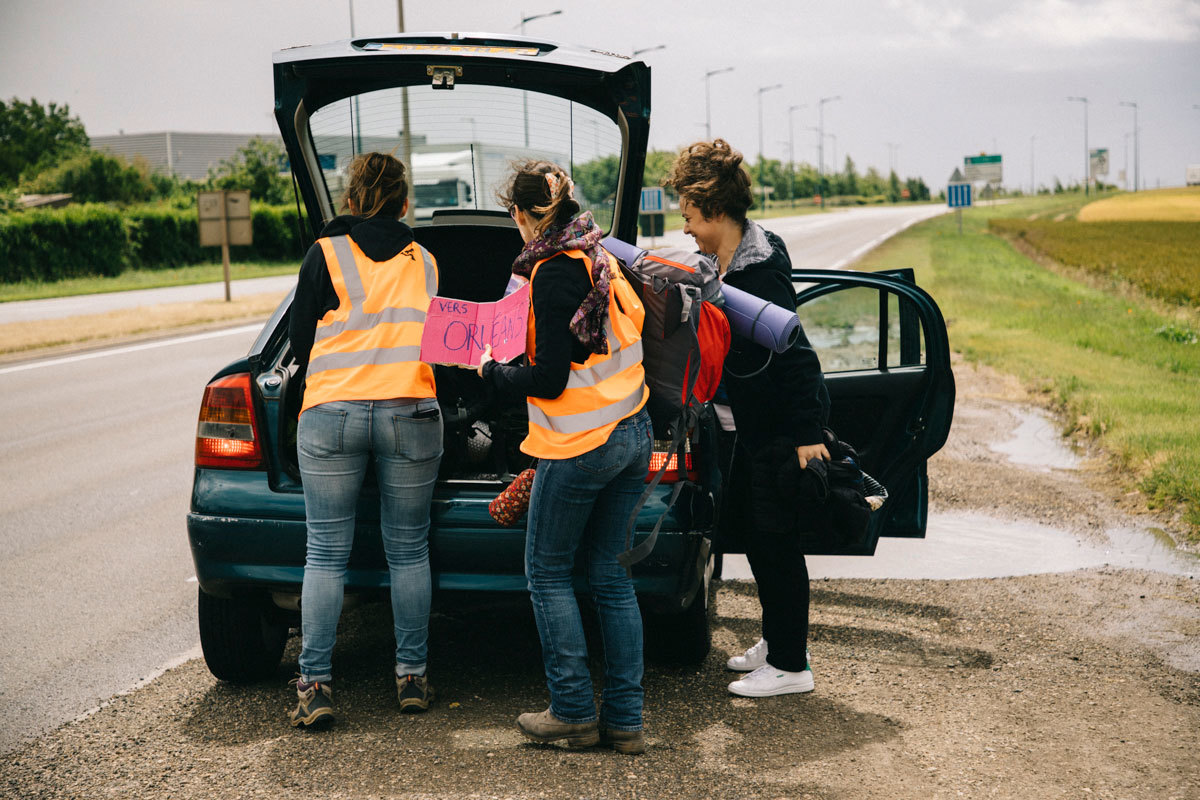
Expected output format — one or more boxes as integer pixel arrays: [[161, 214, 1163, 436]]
[[521, 248, 648, 459], [300, 234, 438, 414]]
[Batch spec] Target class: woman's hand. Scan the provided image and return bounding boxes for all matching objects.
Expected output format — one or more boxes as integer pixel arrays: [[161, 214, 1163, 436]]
[[795, 442, 830, 470], [475, 345, 494, 378]]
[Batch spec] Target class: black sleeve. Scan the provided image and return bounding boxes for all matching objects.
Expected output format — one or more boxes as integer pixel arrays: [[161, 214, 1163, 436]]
[[728, 266, 829, 447], [484, 254, 591, 400], [289, 242, 336, 369]]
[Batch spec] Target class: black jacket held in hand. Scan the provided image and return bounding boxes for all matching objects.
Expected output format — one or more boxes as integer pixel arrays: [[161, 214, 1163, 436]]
[[289, 214, 417, 369], [721, 222, 830, 450]]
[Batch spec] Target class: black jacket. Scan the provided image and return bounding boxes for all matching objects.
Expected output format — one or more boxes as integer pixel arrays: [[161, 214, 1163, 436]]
[[720, 221, 829, 450], [289, 214, 417, 369]]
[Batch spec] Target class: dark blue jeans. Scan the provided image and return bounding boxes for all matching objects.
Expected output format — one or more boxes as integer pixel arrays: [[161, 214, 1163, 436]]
[[524, 408, 652, 731], [296, 398, 442, 683]]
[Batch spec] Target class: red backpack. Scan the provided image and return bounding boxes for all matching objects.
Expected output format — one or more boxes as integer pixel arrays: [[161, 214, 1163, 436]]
[[603, 238, 731, 568]]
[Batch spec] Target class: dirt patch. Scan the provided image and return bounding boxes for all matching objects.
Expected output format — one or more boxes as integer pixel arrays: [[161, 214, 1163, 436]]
[[1, 357, 1197, 799]]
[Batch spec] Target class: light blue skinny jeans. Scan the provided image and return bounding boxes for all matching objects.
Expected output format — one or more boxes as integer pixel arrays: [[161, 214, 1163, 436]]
[[525, 408, 652, 732], [296, 398, 442, 683]]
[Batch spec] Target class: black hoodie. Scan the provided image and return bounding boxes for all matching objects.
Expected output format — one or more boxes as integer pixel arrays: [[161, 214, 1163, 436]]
[[720, 220, 830, 450], [289, 214, 416, 369]]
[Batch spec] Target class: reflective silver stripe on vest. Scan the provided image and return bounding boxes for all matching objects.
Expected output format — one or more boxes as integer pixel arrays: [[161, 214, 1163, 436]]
[[565, 337, 643, 389], [307, 345, 424, 374], [314, 235, 435, 343], [526, 382, 645, 436]]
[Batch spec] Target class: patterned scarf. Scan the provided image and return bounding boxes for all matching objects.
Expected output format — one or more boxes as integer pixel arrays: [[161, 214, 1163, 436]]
[[511, 210, 612, 355]]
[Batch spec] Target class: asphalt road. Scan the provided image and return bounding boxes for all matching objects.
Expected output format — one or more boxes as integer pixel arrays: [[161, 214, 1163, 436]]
[[0, 204, 949, 755]]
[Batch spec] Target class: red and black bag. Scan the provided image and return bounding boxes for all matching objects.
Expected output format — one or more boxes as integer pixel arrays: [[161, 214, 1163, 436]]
[[603, 238, 731, 568]]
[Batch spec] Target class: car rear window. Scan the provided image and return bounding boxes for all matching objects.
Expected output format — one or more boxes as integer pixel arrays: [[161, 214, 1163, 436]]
[[308, 84, 623, 229]]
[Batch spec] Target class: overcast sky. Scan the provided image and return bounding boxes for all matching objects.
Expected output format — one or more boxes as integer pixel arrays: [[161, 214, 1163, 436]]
[[3, 0, 1198, 191]]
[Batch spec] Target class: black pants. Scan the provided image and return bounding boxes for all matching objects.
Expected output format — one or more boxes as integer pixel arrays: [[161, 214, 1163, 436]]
[[721, 435, 811, 673]]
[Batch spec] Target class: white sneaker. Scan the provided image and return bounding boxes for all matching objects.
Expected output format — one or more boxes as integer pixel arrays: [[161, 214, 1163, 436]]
[[728, 664, 814, 697], [726, 638, 769, 671]]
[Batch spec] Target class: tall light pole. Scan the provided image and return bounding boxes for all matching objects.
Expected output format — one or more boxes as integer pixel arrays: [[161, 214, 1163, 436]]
[[756, 84, 782, 211], [1067, 96, 1089, 195], [818, 95, 841, 208], [704, 67, 734, 140], [1030, 135, 1036, 194], [825, 133, 838, 177], [518, 9, 563, 147], [1123, 132, 1131, 190], [788, 104, 807, 207], [1119, 100, 1138, 192], [632, 44, 665, 57], [885, 142, 900, 175]]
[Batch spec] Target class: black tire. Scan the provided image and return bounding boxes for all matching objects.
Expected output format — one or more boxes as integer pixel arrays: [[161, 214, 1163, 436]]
[[645, 554, 715, 665], [197, 587, 288, 683]]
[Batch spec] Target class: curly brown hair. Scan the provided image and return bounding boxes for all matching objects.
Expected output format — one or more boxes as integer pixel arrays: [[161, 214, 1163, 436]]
[[343, 152, 408, 219], [663, 139, 754, 223], [498, 159, 581, 238]]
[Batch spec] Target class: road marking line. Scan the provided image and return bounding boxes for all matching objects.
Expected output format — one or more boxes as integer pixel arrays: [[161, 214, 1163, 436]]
[[0, 324, 262, 376]]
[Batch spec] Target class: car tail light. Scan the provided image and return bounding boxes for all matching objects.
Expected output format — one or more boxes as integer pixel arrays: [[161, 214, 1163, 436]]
[[647, 439, 697, 484], [195, 373, 265, 469]]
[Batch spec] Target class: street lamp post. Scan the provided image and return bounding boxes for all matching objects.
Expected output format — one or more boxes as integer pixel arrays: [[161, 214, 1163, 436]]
[[756, 84, 782, 212], [1119, 100, 1138, 192], [1067, 96, 1089, 195], [817, 95, 841, 208], [787, 104, 807, 207], [704, 67, 734, 140], [1123, 132, 1131, 190], [632, 44, 666, 57], [826, 133, 838, 178], [1030, 135, 1036, 195], [518, 10, 563, 147], [885, 142, 900, 175]]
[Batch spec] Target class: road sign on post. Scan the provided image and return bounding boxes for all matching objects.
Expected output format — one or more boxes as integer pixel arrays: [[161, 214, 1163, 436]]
[[947, 180, 972, 235], [638, 186, 666, 246], [1089, 148, 1109, 178], [964, 154, 1002, 184], [199, 190, 252, 301]]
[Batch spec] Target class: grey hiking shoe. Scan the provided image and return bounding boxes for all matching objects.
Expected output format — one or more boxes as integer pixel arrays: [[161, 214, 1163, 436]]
[[516, 708, 600, 748], [289, 678, 334, 729], [396, 673, 434, 713]]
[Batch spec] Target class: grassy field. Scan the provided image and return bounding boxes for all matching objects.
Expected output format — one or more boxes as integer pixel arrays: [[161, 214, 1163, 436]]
[[1078, 186, 1200, 221], [855, 192, 1200, 537], [0, 261, 298, 303]]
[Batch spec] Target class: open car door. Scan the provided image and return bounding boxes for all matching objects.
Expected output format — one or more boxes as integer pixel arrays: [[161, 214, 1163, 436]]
[[716, 268, 955, 556]]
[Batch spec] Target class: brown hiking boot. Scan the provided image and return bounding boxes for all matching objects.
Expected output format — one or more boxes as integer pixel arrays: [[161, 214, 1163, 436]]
[[601, 727, 646, 754], [396, 673, 434, 713], [516, 708, 600, 748], [288, 678, 334, 729]]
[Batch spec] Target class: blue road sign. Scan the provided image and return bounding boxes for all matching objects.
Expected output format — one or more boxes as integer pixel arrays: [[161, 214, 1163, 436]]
[[640, 186, 665, 213], [947, 182, 972, 208]]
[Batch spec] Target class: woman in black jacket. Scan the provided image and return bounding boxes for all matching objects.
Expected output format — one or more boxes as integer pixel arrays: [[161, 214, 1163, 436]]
[[666, 139, 830, 698]]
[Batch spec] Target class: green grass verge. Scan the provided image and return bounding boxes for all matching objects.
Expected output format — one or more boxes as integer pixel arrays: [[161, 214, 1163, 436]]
[[856, 193, 1200, 537], [0, 261, 298, 303]]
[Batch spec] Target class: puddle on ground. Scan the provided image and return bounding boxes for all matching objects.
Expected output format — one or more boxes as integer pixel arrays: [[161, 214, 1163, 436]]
[[721, 403, 1198, 581], [990, 407, 1080, 471], [721, 512, 1198, 581]]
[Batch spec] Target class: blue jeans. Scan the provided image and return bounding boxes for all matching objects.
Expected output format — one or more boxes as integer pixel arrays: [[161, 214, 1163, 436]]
[[296, 398, 442, 683], [525, 408, 652, 731]]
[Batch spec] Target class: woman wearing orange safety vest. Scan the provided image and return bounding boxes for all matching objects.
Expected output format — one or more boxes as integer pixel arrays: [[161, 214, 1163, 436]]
[[287, 152, 442, 729], [478, 160, 652, 754]]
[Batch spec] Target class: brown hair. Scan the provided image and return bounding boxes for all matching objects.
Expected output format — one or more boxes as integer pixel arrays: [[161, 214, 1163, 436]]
[[343, 152, 408, 219], [498, 159, 581, 238], [664, 139, 754, 224]]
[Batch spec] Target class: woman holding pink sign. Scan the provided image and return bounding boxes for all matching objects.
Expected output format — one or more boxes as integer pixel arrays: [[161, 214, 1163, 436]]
[[478, 160, 652, 754], [287, 152, 442, 728]]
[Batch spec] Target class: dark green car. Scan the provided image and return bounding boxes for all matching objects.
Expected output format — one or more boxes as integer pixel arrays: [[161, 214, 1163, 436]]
[[187, 32, 955, 682]]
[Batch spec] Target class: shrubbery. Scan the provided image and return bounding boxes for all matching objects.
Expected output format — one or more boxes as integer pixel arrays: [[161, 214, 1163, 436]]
[[0, 202, 307, 283]]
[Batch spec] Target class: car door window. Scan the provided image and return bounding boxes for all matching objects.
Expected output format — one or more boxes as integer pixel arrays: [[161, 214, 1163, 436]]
[[797, 285, 925, 372]]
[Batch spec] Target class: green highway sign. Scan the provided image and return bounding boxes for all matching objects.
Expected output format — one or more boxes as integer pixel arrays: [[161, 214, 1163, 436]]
[[964, 153, 1003, 183]]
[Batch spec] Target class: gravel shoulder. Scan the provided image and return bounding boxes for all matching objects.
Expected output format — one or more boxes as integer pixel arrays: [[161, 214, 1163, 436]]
[[4, 360, 1198, 799]]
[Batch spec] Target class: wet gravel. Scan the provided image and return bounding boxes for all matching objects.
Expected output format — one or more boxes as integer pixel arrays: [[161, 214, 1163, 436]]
[[4, 359, 1198, 799]]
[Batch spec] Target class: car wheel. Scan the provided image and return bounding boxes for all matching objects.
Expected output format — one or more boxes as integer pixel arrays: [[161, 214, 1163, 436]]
[[197, 587, 288, 683], [645, 554, 715, 665]]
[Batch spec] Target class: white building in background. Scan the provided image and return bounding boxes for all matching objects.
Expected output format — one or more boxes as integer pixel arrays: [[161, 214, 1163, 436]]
[[90, 132, 284, 181]]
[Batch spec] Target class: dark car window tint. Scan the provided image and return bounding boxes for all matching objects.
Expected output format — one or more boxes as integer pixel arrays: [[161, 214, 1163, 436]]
[[307, 84, 622, 229]]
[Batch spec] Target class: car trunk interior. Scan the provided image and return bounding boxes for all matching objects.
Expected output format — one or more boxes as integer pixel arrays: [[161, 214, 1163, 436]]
[[275, 218, 536, 485]]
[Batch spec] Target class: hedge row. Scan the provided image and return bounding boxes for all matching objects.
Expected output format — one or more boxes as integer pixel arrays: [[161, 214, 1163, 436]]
[[0, 203, 309, 283]]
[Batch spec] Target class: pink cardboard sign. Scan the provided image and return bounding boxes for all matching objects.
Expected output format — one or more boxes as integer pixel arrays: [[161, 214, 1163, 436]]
[[420, 283, 530, 367]]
